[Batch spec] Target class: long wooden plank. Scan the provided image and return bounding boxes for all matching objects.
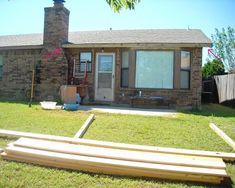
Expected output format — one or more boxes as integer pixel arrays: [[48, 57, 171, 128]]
[[76, 139, 235, 161], [0, 129, 235, 161], [3, 145, 227, 184], [9, 140, 221, 163], [13, 137, 226, 169], [210, 123, 235, 150], [0, 129, 73, 142], [2, 152, 223, 184], [2, 155, 222, 185], [5, 152, 223, 181], [74, 114, 95, 138], [4, 146, 227, 177]]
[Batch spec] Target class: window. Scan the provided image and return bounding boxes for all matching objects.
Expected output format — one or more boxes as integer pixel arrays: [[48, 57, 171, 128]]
[[0, 56, 3, 80], [73, 58, 79, 77], [135, 51, 174, 89], [98, 55, 113, 88], [121, 51, 129, 88], [180, 51, 190, 89], [80, 52, 92, 72]]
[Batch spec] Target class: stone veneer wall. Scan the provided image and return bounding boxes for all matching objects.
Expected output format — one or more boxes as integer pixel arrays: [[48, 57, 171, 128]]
[[0, 49, 42, 100]]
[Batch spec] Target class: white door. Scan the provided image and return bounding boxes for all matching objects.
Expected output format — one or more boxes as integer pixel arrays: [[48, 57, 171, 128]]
[[95, 53, 115, 101]]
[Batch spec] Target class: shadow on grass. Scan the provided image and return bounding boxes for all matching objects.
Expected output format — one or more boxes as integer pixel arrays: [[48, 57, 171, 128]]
[[180, 104, 235, 118]]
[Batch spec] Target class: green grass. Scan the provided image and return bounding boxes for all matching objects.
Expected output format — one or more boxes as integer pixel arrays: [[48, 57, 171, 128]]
[[0, 101, 234, 188], [0, 101, 89, 137]]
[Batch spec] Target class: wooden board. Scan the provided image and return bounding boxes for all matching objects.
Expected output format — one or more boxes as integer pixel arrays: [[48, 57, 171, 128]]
[[0, 129, 72, 142], [2, 153, 223, 184], [4, 146, 227, 177], [12, 138, 226, 169], [76, 139, 235, 161], [2, 146, 227, 184], [210, 123, 235, 150], [0, 129, 235, 161], [74, 114, 95, 138]]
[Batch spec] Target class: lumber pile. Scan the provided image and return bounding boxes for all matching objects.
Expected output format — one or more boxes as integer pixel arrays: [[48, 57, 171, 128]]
[[0, 129, 235, 161], [1, 137, 228, 184]]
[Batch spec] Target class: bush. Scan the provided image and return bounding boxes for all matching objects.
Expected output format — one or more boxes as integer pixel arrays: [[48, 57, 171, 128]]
[[202, 59, 225, 79]]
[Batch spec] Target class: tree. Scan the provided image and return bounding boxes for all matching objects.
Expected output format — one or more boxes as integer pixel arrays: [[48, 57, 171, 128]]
[[211, 26, 235, 72], [202, 59, 225, 79], [106, 0, 140, 12]]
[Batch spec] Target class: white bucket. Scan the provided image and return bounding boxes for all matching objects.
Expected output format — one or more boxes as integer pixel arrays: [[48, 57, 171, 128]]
[[40, 101, 57, 110]]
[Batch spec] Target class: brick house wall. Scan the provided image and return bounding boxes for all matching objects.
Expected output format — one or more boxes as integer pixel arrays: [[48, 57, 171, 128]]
[[0, 46, 202, 108], [64, 47, 202, 108], [64, 48, 120, 103], [0, 47, 68, 101], [0, 49, 42, 100]]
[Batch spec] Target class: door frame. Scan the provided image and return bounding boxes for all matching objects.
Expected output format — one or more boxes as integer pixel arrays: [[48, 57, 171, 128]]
[[95, 52, 115, 101]]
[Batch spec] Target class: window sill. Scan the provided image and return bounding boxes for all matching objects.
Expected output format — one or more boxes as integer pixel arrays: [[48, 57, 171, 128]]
[[135, 87, 174, 90]]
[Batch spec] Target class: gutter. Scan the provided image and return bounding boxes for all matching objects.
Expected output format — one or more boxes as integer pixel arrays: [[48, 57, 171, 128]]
[[0, 45, 43, 50], [62, 43, 212, 49]]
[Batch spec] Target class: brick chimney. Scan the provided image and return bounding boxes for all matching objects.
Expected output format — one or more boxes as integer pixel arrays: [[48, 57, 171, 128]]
[[36, 0, 69, 101], [43, 0, 70, 47]]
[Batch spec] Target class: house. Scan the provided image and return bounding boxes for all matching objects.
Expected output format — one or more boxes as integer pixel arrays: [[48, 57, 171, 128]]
[[0, 0, 211, 109]]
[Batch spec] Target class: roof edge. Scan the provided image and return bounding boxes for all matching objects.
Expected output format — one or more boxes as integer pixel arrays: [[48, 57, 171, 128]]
[[0, 45, 43, 50], [62, 42, 212, 49]]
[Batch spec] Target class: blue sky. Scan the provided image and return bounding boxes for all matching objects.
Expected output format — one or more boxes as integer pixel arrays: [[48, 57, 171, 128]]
[[0, 0, 235, 64]]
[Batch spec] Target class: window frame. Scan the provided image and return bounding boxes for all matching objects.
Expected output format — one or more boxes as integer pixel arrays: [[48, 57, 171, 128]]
[[79, 52, 92, 73], [135, 50, 175, 89], [120, 51, 129, 88], [180, 50, 191, 90]]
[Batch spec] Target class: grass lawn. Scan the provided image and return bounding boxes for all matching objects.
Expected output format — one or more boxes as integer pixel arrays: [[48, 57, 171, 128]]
[[0, 101, 234, 188]]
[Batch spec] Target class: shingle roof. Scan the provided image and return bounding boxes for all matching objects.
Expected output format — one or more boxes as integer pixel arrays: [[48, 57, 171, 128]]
[[0, 29, 211, 49], [0, 33, 43, 48], [69, 29, 211, 44]]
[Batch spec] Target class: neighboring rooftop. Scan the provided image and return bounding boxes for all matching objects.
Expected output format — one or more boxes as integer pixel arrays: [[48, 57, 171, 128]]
[[0, 33, 43, 48], [0, 29, 211, 49]]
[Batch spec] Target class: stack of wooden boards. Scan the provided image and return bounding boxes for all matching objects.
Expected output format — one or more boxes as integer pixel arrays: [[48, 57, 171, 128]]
[[1, 137, 228, 184]]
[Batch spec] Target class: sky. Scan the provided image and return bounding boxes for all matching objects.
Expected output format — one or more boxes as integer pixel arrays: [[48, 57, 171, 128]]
[[0, 0, 235, 64]]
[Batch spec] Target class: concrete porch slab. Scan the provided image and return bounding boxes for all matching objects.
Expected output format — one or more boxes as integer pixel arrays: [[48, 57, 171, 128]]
[[79, 105, 177, 117]]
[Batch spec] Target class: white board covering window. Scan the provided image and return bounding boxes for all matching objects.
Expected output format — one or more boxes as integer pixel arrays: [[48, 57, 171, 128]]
[[135, 51, 174, 89]]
